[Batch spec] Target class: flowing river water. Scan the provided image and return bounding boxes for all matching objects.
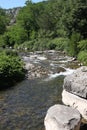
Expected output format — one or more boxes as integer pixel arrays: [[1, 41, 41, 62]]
[[0, 51, 81, 130]]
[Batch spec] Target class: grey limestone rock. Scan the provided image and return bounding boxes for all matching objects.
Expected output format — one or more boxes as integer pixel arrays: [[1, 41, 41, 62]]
[[62, 89, 87, 121], [63, 66, 87, 98], [44, 104, 81, 130]]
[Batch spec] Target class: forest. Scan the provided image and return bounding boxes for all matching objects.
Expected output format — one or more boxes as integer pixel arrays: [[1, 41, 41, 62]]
[[0, 0, 87, 87]]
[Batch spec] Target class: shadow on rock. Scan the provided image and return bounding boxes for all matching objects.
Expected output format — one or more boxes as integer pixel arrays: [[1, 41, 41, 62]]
[[80, 124, 87, 130]]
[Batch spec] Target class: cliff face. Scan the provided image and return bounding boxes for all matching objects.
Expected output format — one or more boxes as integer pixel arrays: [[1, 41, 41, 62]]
[[5, 7, 21, 25]]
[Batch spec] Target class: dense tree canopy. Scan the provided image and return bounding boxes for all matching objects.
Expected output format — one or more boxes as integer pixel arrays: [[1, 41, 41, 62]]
[[0, 8, 9, 34], [0, 0, 87, 61]]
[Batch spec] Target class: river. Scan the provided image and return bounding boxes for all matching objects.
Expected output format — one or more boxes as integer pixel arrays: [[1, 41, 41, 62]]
[[0, 51, 80, 130]]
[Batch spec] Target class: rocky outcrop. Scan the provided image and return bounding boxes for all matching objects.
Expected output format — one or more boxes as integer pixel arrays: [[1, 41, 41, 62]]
[[44, 66, 87, 130], [44, 104, 81, 130], [5, 7, 21, 25], [62, 66, 87, 121], [63, 66, 87, 99], [62, 90, 87, 120]]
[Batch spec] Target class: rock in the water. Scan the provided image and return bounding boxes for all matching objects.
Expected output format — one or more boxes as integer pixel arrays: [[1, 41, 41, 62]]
[[62, 89, 87, 121], [44, 104, 81, 130], [25, 63, 35, 70], [57, 67, 66, 73], [63, 66, 87, 99]]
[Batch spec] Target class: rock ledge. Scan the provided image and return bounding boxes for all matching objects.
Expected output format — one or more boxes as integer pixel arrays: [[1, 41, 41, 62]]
[[64, 66, 87, 99]]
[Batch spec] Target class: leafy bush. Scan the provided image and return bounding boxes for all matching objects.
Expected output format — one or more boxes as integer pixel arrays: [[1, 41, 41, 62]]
[[38, 29, 55, 39], [4, 49, 18, 56], [49, 38, 69, 51], [1, 25, 28, 48], [0, 35, 5, 48], [68, 32, 81, 56], [47, 41, 56, 50], [78, 39, 87, 51], [33, 38, 50, 51], [15, 37, 69, 52], [17, 38, 50, 51], [0, 51, 25, 89], [77, 51, 87, 65], [18, 40, 34, 51]]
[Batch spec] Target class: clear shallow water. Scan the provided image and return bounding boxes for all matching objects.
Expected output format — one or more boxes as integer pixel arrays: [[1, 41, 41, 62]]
[[0, 51, 80, 130], [0, 77, 63, 130]]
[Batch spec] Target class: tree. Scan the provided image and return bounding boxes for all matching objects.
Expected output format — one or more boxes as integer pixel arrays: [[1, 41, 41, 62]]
[[17, 1, 40, 40], [3, 24, 27, 47], [0, 8, 9, 34], [61, 0, 87, 38], [69, 32, 81, 56]]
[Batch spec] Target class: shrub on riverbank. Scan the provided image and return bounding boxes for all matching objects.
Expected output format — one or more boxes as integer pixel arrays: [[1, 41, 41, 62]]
[[78, 51, 87, 65], [51, 38, 69, 51], [0, 50, 25, 90], [78, 40, 87, 51], [14, 37, 69, 52]]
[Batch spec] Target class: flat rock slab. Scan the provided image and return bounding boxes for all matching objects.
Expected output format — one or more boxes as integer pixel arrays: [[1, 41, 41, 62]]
[[63, 66, 87, 98], [44, 104, 81, 130], [62, 89, 87, 121]]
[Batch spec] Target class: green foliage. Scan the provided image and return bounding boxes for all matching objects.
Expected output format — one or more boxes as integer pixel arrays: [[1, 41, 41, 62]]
[[47, 41, 56, 50], [3, 24, 27, 47], [68, 32, 81, 56], [51, 38, 69, 51], [18, 37, 69, 51], [78, 39, 87, 51], [0, 8, 9, 34], [72, 6, 87, 38], [16, 40, 34, 51], [18, 38, 50, 51], [4, 49, 18, 56], [38, 29, 55, 39], [0, 0, 87, 66], [33, 38, 50, 51], [29, 30, 37, 40], [46, 37, 69, 51], [0, 35, 5, 48], [78, 51, 87, 65], [17, 1, 43, 39], [0, 51, 25, 89], [61, 0, 87, 38]]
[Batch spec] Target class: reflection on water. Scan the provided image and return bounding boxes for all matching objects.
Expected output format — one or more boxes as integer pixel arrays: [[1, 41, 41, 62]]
[[0, 51, 80, 130]]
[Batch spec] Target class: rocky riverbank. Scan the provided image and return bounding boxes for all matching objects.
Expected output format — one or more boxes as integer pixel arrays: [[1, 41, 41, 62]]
[[44, 66, 87, 130], [62, 66, 87, 121]]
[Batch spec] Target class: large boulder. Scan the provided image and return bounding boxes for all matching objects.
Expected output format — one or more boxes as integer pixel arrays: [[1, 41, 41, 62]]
[[62, 90, 87, 120], [63, 66, 87, 99], [44, 104, 81, 130]]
